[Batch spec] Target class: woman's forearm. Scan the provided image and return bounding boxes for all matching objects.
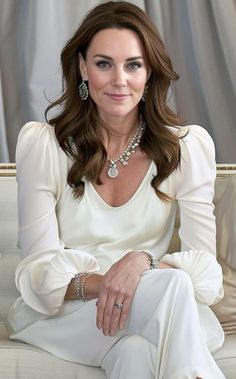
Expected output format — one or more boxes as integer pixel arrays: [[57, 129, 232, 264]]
[[64, 261, 175, 301]]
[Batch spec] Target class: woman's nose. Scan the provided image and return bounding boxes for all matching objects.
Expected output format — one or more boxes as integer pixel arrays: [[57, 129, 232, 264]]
[[111, 68, 127, 87]]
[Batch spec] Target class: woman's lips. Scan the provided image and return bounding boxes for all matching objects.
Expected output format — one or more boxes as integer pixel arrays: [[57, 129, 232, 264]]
[[106, 93, 130, 101]]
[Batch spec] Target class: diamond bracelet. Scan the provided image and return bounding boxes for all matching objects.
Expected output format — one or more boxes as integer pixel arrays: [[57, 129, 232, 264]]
[[74, 272, 93, 301], [142, 251, 158, 270]]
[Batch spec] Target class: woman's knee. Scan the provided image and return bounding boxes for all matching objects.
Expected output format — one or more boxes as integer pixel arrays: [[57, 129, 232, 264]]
[[170, 268, 194, 294], [101, 335, 156, 377], [168, 267, 192, 283], [105, 335, 149, 360], [141, 267, 194, 295]]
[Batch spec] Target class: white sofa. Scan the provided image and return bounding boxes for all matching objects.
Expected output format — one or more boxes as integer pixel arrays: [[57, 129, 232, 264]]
[[0, 163, 235, 379]]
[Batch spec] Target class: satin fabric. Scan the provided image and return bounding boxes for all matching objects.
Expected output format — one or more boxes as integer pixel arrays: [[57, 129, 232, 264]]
[[7, 122, 225, 378]]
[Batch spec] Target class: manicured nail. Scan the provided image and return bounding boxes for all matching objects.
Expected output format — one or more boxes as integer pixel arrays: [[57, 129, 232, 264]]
[[119, 324, 124, 330], [97, 323, 102, 329]]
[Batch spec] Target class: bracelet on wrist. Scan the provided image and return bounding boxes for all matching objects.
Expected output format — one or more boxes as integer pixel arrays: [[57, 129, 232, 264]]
[[74, 272, 93, 301], [74, 272, 86, 299], [81, 273, 93, 301], [142, 251, 158, 270]]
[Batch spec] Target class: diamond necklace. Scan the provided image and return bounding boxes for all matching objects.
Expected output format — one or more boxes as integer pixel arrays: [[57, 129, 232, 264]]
[[107, 119, 145, 178]]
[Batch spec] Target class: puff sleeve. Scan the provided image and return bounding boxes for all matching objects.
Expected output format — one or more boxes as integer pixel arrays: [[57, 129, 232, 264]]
[[160, 125, 224, 306], [15, 122, 100, 315]]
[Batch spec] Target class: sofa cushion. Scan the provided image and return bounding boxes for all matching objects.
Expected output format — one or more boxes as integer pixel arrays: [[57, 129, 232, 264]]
[[0, 164, 236, 379], [1, 322, 235, 379], [0, 172, 20, 322], [167, 169, 236, 336], [211, 174, 236, 335], [1, 166, 236, 331], [0, 323, 106, 379], [212, 334, 236, 379]]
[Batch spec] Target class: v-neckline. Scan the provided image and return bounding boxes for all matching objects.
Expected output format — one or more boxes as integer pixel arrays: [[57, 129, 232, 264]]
[[87, 161, 155, 209]]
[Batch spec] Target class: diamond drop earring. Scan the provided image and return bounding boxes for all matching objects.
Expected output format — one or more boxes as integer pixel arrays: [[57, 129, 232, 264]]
[[141, 83, 148, 102], [79, 78, 89, 100]]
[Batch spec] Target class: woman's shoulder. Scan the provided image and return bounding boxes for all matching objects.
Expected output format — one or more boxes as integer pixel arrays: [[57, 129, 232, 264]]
[[16, 121, 63, 166], [181, 124, 215, 159], [169, 124, 216, 195], [169, 124, 214, 145], [16, 122, 70, 199], [16, 121, 62, 172], [168, 124, 215, 159], [17, 121, 58, 148], [180, 124, 214, 143]]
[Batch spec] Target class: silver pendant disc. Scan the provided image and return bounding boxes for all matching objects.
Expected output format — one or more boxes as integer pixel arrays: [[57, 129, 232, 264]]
[[108, 166, 119, 178]]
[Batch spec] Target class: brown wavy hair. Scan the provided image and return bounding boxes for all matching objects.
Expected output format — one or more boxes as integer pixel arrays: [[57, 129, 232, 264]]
[[45, 1, 184, 201]]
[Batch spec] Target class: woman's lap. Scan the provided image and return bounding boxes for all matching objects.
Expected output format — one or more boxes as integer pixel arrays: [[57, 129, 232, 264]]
[[9, 269, 193, 364], [8, 269, 225, 378]]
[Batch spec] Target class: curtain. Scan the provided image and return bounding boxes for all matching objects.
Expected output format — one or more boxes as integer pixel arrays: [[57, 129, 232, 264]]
[[0, 0, 235, 162], [157, 0, 236, 163]]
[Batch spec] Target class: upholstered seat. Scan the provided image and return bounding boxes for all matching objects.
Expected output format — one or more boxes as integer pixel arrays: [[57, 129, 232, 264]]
[[0, 164, 235, 378]]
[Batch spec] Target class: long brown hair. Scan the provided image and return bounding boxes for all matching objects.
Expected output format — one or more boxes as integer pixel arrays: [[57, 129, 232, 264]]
[[45, 1, 184, 201]]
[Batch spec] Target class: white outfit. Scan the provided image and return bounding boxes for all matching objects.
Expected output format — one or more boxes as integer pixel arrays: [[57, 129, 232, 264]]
[[6, 122, 225, 378]]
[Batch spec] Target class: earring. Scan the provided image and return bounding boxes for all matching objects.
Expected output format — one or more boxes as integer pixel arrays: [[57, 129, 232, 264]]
[[141, 84, 148, 102], [79, 78, 89, 100]]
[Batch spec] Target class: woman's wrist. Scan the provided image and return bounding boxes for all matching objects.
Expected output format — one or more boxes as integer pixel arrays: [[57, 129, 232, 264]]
[[65, 273, 103, 301], [141, 251, 158, 269], [126, 251, 152, 273], [128, 250, 157, 271], [83, 273, 103, 300]]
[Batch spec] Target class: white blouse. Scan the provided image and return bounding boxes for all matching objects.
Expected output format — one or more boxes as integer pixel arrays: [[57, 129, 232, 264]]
[[14, 122, 223, 316]]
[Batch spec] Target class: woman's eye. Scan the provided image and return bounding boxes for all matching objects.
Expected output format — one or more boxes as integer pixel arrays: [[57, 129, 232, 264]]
[[127, 62, 142, 71], [96, 61, 111, 69]]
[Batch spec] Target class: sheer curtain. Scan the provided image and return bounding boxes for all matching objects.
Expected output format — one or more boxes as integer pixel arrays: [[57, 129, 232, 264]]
[[0, 0, 235, 162], [157, 0, 236, 163]]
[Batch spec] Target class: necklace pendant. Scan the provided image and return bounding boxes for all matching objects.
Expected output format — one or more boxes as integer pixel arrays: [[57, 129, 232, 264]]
[[108, 164, 119, 178]]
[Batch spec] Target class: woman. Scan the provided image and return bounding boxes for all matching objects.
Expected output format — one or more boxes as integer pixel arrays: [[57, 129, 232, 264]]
[[7, 2, 225, 378]]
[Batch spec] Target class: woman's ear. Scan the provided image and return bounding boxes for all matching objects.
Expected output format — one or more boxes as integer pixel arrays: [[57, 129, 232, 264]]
[[79, 53, 88, 80]]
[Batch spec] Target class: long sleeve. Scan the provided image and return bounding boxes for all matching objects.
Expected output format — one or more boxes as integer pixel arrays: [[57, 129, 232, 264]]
[[160, 125, 224, 306], [15, 122, 100, 316]]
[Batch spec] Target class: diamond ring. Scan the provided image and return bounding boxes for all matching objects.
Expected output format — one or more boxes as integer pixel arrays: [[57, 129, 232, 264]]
[[114, 302, 123, 310]]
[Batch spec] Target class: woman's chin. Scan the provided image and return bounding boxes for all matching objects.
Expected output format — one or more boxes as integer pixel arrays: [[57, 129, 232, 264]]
[[98, 105, 139, 120]]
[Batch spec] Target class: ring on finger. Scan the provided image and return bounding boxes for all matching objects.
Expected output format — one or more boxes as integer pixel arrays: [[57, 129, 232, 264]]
[[114, 302, 123, 310]]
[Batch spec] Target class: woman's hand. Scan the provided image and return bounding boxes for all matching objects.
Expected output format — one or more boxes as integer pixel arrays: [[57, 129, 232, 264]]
[[96, 251, 150, 336], [64, 253, 174, 333]]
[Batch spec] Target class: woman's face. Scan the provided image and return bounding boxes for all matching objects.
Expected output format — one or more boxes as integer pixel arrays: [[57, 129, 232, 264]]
[[79, 28, 150, 121]]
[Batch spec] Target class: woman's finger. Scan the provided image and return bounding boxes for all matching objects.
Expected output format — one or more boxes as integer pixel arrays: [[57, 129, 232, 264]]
[[102, 294, 117, 335], [96, 293, 107, 329], [109, 299, 124, 335], [118, 297, 131, 331]]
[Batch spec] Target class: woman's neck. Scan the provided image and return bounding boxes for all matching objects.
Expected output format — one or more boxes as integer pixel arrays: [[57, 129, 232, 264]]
[[99, 113, 140, 158]]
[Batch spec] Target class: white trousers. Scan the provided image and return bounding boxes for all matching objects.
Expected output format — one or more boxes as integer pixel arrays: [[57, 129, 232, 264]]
[[9, 269, 225, 379]]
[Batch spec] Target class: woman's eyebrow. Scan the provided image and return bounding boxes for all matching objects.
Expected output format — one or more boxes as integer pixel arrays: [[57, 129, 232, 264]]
[[93, 54, 144, 61]]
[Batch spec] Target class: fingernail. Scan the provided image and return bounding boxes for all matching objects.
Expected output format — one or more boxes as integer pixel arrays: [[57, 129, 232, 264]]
[[104, 330, 108, 335], [119, 324, 124, 330], [97, 323, 102, 329]]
